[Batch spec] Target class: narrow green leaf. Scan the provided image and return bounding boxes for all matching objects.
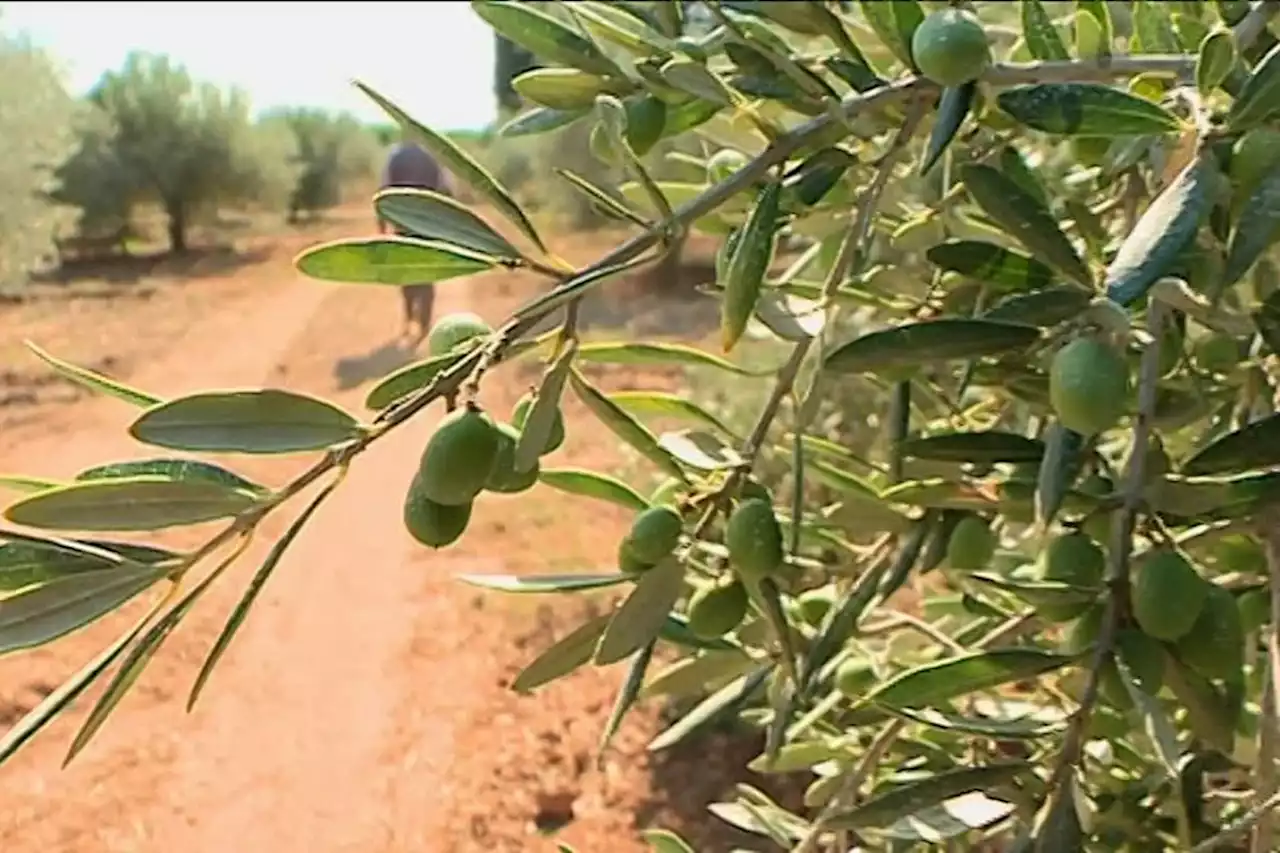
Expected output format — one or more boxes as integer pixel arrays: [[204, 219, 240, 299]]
[[498, 106, 588, 138], [1253, 290, 1280, 357], [0, 475, 61, 495], [24, 342, 161, 408], [920, 83, 976, 176], [862, 648, 1077, 709], [364, 337, 550, 413], [187, 479, 339, 709], [658, 614, 741, 652], [355, 79, 547, 254], [294, 236, 498, 286], [1105, 152, 1213, 306], [65, 544, 238, 764], [1132, 0, 1180, 53], [555, 168, 651, 227], [890, 706, 1068, 739], [648, 666, 771, 751], [721, 182, 782, 353], [595, 558, 686, 665], [1182, 412, 1280, 475], [599, 640, 654, 755], [0, 606, 155, 768], [512, 613, 613, 694], [900, 431, 1045, 465], [514, 255, 658, 321], [1020, 0, 1070, 60], [879, 792, 1017, 843], [1197, 28, 1238, 95], [129, 389, 362, 454], [537, 468, 651, 513], [472, 0, 619, 75], [753, 290, 825, 343], [857, 0, 924, 68], [997, 83, 1181, 138], [961, 164, 1092, 286], [926, 240, 1056, 292], [373, 188, 522, 259], [641, 828, 697, 853], [824, 319, 1041, 378], [516, 343, 575, 473], [457, 572, 631, 594], [609, 390, 740, 440], [570, 1, 677, 56], [1075, 0, 1113, 59], [659, 429, 742, 471], [1036, 423, 1087, 529], [5, 477, 261, 532], [0, 537, 175, 593], [828, 762, 1030, 830], [569, 369, 685, 479], [1224, 170, 1280, 288], [982, 286, 1093, 328], [660, 58, 733, 106], [577, 340, 767, 377], [514, 67, 618, 111], [0, 566, 166, 655], [76, 458, 269, 496], [784, 147, 856, 209], [1227, 41, 1280, 131]]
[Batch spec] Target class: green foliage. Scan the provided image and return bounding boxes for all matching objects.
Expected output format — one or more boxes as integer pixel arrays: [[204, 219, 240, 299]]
[[0, 28, 78, 291], [259, 107, 381, 221], [79, 52, 302, 252], [18, 2, 1280, 852]]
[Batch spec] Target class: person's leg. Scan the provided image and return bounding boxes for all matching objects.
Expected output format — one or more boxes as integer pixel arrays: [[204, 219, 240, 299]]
[[415, 285, 435, 340], [400, 287, 420, 345]]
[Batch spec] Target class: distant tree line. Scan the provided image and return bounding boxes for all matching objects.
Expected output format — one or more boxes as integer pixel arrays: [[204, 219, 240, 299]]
[[1, 38, 387, 291]]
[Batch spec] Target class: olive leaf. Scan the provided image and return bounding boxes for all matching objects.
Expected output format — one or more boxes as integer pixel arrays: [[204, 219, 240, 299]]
[[595, 558, 686, 665], [512, 613, 613, 694], [1035, 423, 1088, 529], [598, 640, 654, 755], [1020, 0, 1070, 60], [860, 647, 1077, 709], [555, 168, 651, 227], [471, 0, 619, 77], [373, 188, 522, 259], [569, 1, 677, 56], [513, 68, 619, 111], [1226, 41, 1280, 131], [516, 342, 575, 473], [1104, 151, 1213, 306], [4, 477, 262, 532], [721, 181, 782, 352], [610, 391, 741, 440], [24, 342, 162, 408], [130, 389, 363, 454], [0, 564, 168, 656], [355, 80, 548, 254], [569, 369, 685, 479], [1224, 170, 1280, 288], [920, 83, 976, 176], [824, 319, 1042, 378], [498, 106, 587, 138], [1181, 412, 1280, 476], [1132, 0, 1180, 53], [996, 83, 1182, 137], [294, 236, 500, 286], [648, 666, 771, 751], [187, 478, 340, 709], [926, 240, 1056, 292], [983, 286, 1094, 327], [537, 468, 651, 513], [1197, 28, 1239, 95], [900, 431, 1045, 465], [960, 164, 1092, 287], [857, 0, 924, 69], [576, 340, 769, 377], [827, 762, 1030, 830], [458, 572, 631, 594]]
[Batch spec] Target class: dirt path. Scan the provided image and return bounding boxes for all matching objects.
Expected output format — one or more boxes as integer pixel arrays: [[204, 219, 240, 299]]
[[0, 218, 787, 853]]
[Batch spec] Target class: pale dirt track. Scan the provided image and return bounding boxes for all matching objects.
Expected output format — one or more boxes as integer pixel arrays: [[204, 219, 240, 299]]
[[0, 211, 792, 853]]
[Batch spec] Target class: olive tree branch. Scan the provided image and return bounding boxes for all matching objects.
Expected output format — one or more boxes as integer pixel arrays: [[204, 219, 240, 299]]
[[1042, 299, 1170, 805], [1192, 787, 1280, 853]]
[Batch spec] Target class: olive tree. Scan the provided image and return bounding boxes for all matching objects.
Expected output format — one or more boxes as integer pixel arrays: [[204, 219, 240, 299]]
[[258, 107, 381, 222], [0, 27, 78, 290], [10, 1, 1280, 851], [86, 52, 300, 253]]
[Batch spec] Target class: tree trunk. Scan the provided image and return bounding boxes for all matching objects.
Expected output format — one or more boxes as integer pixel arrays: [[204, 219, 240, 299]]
[[166, 204, 188, 254]]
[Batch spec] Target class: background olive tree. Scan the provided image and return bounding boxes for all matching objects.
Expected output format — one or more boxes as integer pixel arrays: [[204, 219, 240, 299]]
[[9, 1, 1280, 852], [0, 24, 79, 292]]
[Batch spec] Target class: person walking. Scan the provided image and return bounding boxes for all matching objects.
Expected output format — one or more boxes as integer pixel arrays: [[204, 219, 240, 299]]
[[377, 133, 452, 346]]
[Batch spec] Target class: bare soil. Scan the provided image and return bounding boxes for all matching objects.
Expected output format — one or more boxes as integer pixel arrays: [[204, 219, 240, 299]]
[[0, 207, 806, 853]]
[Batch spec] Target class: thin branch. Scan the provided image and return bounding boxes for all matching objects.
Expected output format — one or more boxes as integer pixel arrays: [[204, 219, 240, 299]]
[[1193, 787, 1280, 853]]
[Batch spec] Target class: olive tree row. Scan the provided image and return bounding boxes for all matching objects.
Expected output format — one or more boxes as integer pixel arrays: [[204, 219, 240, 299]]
[[9, 2, 1280, 852]]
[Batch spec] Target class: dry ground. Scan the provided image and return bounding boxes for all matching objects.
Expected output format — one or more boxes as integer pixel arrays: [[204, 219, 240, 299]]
[[0, 205, 807, 853]]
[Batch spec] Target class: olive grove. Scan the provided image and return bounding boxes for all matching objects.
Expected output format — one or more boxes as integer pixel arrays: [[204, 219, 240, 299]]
[[10, 1, 1280, 852]]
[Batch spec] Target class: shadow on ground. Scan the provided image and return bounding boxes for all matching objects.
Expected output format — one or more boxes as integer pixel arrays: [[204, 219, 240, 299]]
[[27, 244, 275, 294], [332, 338, 422, 390]]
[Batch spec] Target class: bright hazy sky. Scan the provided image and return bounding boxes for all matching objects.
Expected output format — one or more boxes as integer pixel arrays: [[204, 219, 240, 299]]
[[3, 1, 497, 131]]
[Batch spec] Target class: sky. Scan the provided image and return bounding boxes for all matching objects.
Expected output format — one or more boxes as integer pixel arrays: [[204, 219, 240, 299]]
[[2, 1, 497, 132]]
